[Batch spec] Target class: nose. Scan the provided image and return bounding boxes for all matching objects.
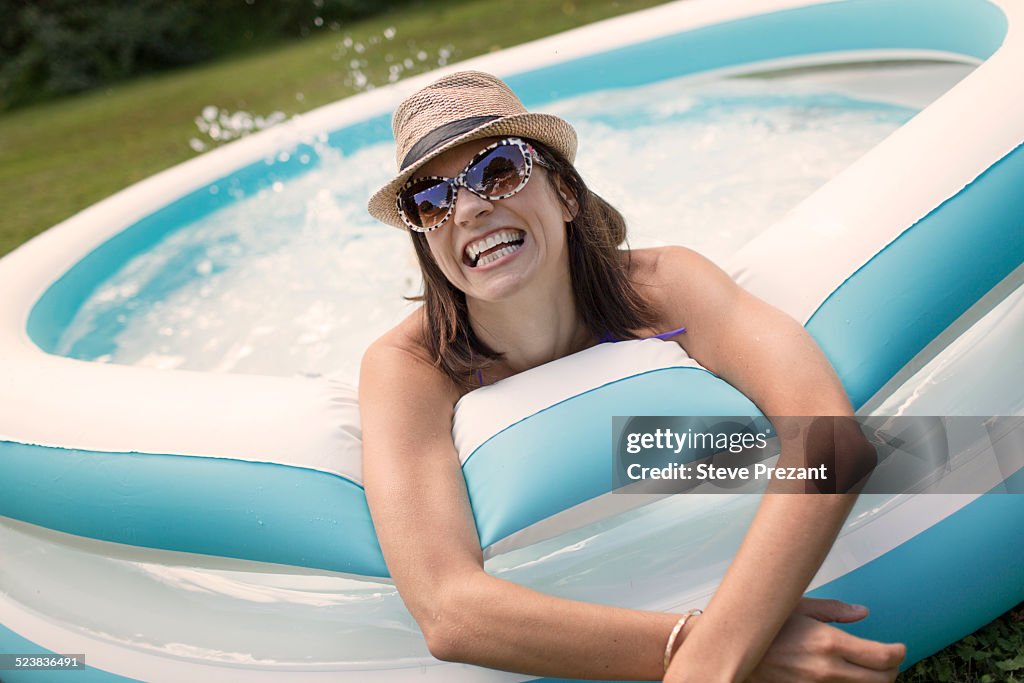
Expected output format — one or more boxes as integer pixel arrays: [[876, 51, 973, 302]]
[[452, 186, 492, 228]]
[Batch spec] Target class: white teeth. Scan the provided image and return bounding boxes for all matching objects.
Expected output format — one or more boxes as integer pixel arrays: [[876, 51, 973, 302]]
[[475, 242, 521, 267], [465, 230, 524, 261]]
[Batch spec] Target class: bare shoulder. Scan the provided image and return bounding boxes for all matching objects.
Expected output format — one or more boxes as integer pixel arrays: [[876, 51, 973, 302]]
[[628, 245, 727, 286], [360, 307, 461, 408], [626, 246, 740, 325]]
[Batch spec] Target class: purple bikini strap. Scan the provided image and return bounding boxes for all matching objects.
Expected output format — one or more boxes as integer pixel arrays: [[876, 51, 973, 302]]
[[649, 325, 687, 340]]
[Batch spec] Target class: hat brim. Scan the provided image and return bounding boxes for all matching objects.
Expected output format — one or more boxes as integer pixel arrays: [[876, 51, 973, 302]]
[[367, 112, 578, 230]]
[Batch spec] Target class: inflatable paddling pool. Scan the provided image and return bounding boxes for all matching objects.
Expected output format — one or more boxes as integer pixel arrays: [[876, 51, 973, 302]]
[[2, 0, 1023, 680]]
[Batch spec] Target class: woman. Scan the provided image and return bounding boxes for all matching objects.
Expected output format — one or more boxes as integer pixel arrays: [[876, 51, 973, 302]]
[[360, 71, 906, 682]]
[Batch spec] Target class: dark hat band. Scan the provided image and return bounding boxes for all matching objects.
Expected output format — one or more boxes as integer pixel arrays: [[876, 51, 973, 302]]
[[400, 115, 500, 170]]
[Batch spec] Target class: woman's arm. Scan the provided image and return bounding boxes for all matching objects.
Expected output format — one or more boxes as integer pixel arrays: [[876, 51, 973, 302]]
[[359, 337, 684, 680], [648, 247, 906, 682]]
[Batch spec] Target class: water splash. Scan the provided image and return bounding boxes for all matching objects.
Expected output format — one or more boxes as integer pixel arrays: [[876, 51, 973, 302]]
[[190, 106, 288, 153], [330, 25, 456, 91]]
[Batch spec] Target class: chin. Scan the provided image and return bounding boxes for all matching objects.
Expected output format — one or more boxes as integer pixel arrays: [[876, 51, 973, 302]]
[[466, 267, 534, 303]]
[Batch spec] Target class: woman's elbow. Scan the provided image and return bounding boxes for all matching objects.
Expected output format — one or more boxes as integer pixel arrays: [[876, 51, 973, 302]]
[[411, 579, 481, 663], [805, 415, 878, 493], [423, 623, 466, 663]]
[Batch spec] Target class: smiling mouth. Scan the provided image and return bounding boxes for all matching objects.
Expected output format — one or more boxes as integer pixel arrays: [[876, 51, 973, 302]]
[[464, 229, 526, 268]]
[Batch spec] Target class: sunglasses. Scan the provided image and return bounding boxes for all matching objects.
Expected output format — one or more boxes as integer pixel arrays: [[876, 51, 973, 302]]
[[396, 137, 547, 232]]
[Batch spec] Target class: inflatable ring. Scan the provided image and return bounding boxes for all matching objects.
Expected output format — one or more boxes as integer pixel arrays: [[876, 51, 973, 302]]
[[2, 0, 1022, 680]]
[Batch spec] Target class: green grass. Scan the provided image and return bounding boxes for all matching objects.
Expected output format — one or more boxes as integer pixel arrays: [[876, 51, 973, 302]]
[[898, 603, 1024, 683], [1, 0, 1022, 678]]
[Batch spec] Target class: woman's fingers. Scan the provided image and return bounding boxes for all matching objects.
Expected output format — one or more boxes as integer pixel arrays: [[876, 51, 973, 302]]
[[832, 630, 907, 671], [796, 597, 869, 623], [825, 661, 901, 683]]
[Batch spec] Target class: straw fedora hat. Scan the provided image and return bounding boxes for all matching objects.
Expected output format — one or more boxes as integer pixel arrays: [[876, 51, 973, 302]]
[[367, 70, 578, 229]]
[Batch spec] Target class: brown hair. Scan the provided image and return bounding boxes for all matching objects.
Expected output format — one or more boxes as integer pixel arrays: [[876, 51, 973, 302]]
[[406, 138, 657, 390]]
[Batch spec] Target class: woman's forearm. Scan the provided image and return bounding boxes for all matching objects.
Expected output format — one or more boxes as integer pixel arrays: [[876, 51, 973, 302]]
[[671, 493, 856, 682], [666, 419, 872, 682], [428, 569, 690, 680]]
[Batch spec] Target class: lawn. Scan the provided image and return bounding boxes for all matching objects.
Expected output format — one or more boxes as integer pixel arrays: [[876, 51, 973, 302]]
[[0, 0, 1020, 679]]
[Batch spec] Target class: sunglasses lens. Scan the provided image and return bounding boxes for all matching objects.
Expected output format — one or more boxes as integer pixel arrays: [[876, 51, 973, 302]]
[[399, 178, 453, 229], [465, 143, 528, 198]]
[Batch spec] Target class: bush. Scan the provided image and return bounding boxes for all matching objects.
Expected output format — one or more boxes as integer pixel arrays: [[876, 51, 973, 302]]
[[0, 0, 406, 110]]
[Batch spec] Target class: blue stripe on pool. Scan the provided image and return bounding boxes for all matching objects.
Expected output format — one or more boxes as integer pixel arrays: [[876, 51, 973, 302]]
[[464, 367, 761, 549], [807, 142, 1024, 408], [509, 0, 1006, 104], [0, 441, 387, 577]]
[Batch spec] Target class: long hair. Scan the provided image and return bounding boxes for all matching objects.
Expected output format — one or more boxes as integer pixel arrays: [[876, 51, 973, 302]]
[[406, 138, 657, 390]]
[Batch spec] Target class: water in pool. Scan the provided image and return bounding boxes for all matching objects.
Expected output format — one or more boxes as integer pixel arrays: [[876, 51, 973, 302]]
[[55, 63, 972, 382]]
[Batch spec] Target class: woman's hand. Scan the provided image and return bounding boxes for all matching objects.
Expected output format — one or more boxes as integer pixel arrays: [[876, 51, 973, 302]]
[[745, 598, 906, 683], [664, 598, 906, 683]]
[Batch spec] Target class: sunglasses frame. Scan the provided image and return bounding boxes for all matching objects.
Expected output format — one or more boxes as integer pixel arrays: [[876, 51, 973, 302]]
[[396, 137, 546, 233]]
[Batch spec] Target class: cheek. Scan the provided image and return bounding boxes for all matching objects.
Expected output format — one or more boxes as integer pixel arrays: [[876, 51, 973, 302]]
[[424, 232, 443, 258], [424, 234, 459, 273]]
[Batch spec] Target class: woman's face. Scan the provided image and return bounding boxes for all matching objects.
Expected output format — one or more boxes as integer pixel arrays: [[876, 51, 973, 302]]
[[415, 137, 576, 303]]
